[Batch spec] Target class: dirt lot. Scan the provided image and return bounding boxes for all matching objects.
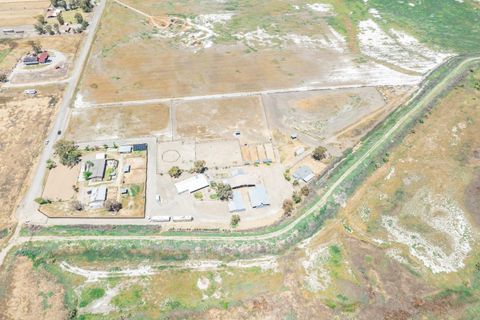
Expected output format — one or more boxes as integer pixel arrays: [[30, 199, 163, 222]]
[[0, 87, 60, 240], [0, 0, 50, 27], [175, 96, 270, 144], [66, 104, 170, 141], [42, 163, 81, 201]]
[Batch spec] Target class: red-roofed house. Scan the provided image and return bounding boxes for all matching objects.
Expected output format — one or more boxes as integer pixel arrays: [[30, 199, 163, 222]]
[[38, 51, 49, 64]]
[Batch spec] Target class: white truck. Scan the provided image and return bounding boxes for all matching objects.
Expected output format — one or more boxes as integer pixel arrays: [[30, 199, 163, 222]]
[[148, 216, 171, 222]]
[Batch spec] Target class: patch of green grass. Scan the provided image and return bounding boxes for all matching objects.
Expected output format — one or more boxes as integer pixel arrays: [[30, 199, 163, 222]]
[[329, 245, 342, 267], [0, 228, 9, 239], [112, 285, 143, 310], [0, 48, 11, 64], [129, 184, 141, 197], [79, 287, 105, 308], [39, 291, 53, 310]]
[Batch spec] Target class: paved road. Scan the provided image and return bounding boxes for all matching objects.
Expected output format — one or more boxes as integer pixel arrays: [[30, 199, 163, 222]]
[[15, 0, 106, 224]]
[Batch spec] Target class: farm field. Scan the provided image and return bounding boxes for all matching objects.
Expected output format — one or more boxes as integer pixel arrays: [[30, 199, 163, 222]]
[[0, 0, 50, 27], [2, 61, 479, 320], [0, 86, 62, 246], [76, 0, 451, 105]]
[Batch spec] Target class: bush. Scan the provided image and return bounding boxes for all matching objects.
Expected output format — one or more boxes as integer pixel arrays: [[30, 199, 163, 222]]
[[168, 166, 182, 178], [35, 197, 51, 205], [282, 199, 294, 216], [105, 200, 122, 212], [46, 159, 56, 170], [191, 160, 207, 173], [230, 214, 240, 227], [71, 201, 84, 211], [301, 186, 310, 196], [292, 192, 301, 204], [312, 146, 327, 161]]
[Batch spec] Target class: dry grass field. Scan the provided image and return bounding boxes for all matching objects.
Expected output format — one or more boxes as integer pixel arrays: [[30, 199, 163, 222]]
[[0, 0, 49, 27], [175, 96, 270, 144], [66, 104, 170, 141], [0, 87, 61, 243], [77, 0, 422, 105]]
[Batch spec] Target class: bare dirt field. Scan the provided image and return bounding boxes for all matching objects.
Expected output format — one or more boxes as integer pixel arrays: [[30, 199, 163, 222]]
[[175, 96, 270, 144], [66, 104, 170, 141], [0, 87, 60, 241], [42, 163, 81, 201], [0, 0, 50, 27], [77, 0, 423, 105]]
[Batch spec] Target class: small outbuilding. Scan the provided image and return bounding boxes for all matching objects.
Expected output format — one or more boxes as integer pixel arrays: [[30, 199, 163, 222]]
[[123, 164, 131, 173], [89, 186, 107, 208], [119, 145, 133, 153], [248, 185, 270, 208], [23, 55, 38, 65], [293, 166, 315, 183], [133, 143, 148, 151], [175, 174, 209, 194]]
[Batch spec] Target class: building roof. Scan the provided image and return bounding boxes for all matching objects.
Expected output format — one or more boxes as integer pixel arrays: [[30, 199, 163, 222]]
[[175, 174, 209, 194], [227, 174, 257, 189], [23, 55, 38, 64], [248, 185, 270, 208], [95, 153, 106, 159], [228, 190, 246, 212], [86, 159, 106, 179], [90, 186, 107, 203], [133, 143, 147, 151], [119, 145, 133, 153], [123, 164, 131, 173], [293, 166, 315, 182], [38, 51, 49, 63]]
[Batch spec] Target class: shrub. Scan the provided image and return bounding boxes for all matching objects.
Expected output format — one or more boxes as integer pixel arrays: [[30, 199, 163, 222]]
[[312, 146, 327, 161], [230, 214, 240, 227], [282, 199, 294, 216], [105, 200, 122, 212], [292, 192, 301, 204], [301, 186, 310, 196], [168, 166, 182, 178]]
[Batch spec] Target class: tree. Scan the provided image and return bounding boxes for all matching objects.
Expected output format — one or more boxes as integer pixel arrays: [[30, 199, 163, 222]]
[[282, 199, 294, 216], [300, 186, 310, 197], [192, 160, 207, 173], [230, 214, 240, 228], [28, 40, 42, 54], [292, 191, 301, 204], [71, 200, 84, 211], [54, 139, 82, 167], [81, 20, 89, 30], [312, 146, 327, 161], [57, 0, 67, 9], [74, 12, 83, 24], [0, 73, 7, 83], [34, 23, 45, 35], [54, 23, 60, 34], [45, 24, 54, 35], [46, 159, 57, 170], [211, 182, 233, 201], [105, 199, 122, 212], [80, 0, 93, 12], [168, 166, 182, 178], [36, 15, 46, 25], [83, 171, 92, 180], [68, 0, 80, 10], [57, 12, 65, 25]]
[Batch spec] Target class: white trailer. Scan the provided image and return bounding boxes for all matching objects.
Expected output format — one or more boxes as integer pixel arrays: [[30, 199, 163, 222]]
[[149, 216, 171, 222], [172, 216, 194, 222]]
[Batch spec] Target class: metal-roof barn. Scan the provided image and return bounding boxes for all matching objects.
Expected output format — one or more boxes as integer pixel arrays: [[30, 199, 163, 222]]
[[293, 166, 315, 183], [175, 174, 209, 194], [248, 185, 270, 208], [89, 186, 107, 204], [228, 190, 246, 212]]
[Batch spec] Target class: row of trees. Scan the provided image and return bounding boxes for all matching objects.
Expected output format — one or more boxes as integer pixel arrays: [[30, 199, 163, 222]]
[[168, 160, 207, 179], [51, 0, 94, 13]]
